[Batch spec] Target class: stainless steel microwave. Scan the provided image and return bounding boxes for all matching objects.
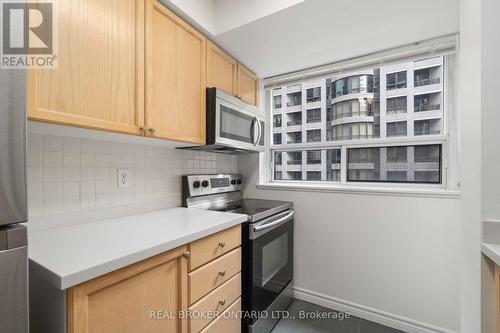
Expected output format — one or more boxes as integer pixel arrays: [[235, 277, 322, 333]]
[[180, 88, 265, 154]]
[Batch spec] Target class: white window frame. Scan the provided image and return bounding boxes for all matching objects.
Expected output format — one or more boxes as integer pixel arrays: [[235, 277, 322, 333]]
[[258, 41, 460, 197]]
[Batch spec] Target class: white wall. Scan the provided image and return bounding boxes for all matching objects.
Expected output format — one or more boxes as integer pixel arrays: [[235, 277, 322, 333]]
[[159, 0, 216, 35], [213, 0, 459, 77], [481, 0, 500, 221], [240, 154, 460, 332], [458, 0, 482, 332]]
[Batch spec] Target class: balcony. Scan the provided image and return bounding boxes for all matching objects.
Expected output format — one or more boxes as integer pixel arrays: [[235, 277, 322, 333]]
[[287, 120, 302, 126], [287, 102, 301, 107], [287, 160, 302, 165], [306, 117, 321, 124], [386, 131, 407, 138], [333, 111, 372, 120], [414, 78, 440, 87], [414, 104, 440, 112], [414, 129, 441, 136], [273, 104, 282, 109]]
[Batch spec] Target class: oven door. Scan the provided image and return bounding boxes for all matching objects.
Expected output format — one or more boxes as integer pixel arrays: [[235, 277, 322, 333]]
[[215, 96, 265, 152], [249, 209, 294, 316]]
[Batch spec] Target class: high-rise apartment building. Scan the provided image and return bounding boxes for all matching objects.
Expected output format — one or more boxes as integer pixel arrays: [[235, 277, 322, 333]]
[[271, 56, 444, 183]]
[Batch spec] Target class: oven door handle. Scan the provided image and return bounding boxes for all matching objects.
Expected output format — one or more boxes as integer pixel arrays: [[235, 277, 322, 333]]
[[251, 210, 294, 239]]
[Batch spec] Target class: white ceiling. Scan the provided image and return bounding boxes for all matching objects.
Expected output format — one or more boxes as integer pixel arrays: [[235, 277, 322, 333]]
[[162, 0, 459, 78]]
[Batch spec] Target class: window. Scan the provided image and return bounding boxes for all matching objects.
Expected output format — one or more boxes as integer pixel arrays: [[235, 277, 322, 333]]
[[273, 95, 282, 108], [386, 96, 407, 114], [268, 54, 450, 186], [307, 150, 321, 164], [273, 115, 282, 128], [414, 93, 441, 112], [414, 66, 441, 87], [307, 171, 322, 181], [287, 112, 302, 126], [287, 92, 302, 107], [287, 131, 302, 144], [386, 71, 407, 90], [307, 129, 321, 143], [273, 133, 282, 145], [306, 87, 321, 103], [272, 149, 341, 182], [347, 145, 441, 183], [386, 121, 407, 137], [306, 109, 321, 123]]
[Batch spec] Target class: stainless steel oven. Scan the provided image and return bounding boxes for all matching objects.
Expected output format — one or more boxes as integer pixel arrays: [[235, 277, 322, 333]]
[[180, 88, 265, 154], [182, 174, 294, 333], [245, 210, 294, 333]]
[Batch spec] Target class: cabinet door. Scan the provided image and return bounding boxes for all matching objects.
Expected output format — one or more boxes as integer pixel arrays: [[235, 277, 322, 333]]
[[28, 0, 145, 135], [67, 246, 188, 333], [237, 64, 259, 107], [206, 41, 237, 95], [146, 0, 206, 144]]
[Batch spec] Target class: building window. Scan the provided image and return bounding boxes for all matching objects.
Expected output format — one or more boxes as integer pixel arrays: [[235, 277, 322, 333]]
[[287, 112, 302, 126], [287, 131, 302, 144], [307, 171, 322, 181], [273, 115, 282, 128], [386, 71, 407, 90], [386, 96, 407, 114], [306, 109, 321, 123], [414, 66, 441, 87], [386, 121, 407, 137], [306, 87, 321, 103], [273, 95, 282, 108], [307, 150, 321, 164], [347, 144, 441, 183], [307, 129, 321, 143], [414, 93, 441, 112], [273, 133, 282, 145], [287, 92, 302, 107], [268, 55, 449, 186]]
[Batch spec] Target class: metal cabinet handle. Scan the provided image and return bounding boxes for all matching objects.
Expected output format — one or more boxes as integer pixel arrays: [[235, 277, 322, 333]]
[[183, 251, 191, 259], [218, 241, 226, 248], [218, 270, 226, 277], [148, 128, 156, 133], [139, 125, 145, 132], [219, 299, 226, 306]]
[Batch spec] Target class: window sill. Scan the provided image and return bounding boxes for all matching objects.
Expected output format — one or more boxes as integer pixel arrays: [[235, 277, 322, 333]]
[[256, 182, 461, 199]]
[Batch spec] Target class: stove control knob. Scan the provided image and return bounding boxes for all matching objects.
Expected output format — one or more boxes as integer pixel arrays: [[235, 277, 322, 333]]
[[237, 179, 242, 185], [193, 181, 201, 189], [231, 179, 237, 185], [202, 180, 209, 188]]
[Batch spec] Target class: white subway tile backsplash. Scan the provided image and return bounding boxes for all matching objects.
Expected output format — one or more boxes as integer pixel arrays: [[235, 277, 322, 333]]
[[27, 133, 238, 220], [42, 135, 62, 152]]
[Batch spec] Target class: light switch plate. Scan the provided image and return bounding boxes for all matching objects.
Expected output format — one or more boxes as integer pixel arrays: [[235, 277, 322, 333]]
[[117, 169, 130, 188]]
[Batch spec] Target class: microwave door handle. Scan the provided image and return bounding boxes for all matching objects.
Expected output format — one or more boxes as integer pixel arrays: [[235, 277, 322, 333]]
[[252, 117, 259, 145], [256, 119, 263, 146]]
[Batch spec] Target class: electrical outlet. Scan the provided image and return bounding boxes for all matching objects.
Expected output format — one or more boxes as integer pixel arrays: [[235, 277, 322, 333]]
[[118, 169, 130, 188]]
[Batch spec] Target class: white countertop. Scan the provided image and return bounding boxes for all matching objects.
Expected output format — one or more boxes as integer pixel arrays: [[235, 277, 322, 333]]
[[28, 208, 247, 290], [482, 242, 500, 267]]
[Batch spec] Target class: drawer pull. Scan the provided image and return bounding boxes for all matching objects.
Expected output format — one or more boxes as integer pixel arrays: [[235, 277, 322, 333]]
[[219, 299, 226, 306], [183, 251, 192, 259], [218, 242, 226, 248], [218, 270, 226, 277]]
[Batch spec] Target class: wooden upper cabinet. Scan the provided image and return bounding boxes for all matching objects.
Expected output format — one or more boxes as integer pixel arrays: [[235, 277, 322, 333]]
[[237, 63, 259, 107], [67, 246, 188, 333], [28, 0, 145, 135], [145, 0, 206, 144], [206, 41, 237, 95]]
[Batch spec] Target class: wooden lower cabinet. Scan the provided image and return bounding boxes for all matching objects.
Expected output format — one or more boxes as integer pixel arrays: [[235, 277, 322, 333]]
[[62, 226, 243, 333], [67, 246, 188, 333]]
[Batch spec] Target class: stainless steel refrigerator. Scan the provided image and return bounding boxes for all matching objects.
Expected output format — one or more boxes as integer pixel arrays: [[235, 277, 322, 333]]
[[0, 68, 29, 332]]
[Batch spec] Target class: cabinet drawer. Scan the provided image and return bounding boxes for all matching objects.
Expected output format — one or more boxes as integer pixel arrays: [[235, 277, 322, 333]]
[[189, 273, 241, 333], [189, 225, 241, 271], [199, 298, 241, 333], [189, 247, 241, 304]]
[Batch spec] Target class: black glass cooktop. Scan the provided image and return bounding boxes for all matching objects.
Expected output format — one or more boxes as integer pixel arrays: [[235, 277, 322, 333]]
[[216, 198, 292, 222]]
